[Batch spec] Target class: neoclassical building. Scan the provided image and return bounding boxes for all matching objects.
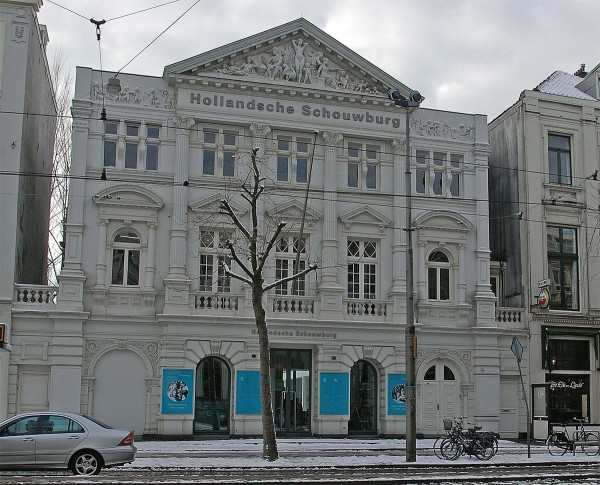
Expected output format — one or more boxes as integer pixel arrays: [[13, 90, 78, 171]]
[[8, 19, 525, 438]]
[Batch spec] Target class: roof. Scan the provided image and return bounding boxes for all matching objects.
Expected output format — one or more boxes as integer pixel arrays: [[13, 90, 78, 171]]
[[534, 70, 596, 101]]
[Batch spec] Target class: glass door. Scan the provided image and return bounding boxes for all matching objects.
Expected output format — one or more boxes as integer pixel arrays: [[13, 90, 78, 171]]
[[270, 349, 311, 434]]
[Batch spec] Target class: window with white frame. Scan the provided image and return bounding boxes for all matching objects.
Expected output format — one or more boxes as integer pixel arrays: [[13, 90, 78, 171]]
[[103, 121, 118, 167], [347, 142, 379, 190], [111, 231, 141, 286], [347, 239, 377, 299], [276, 135, 311, 183], [427, 250, 450, 301], [202, 129, 238, 177], [274, 235, 307, 295], [415, 149, 462, 197], [103, 122, 161, 171], [199, 230, 233, 293], [548, 134, 572, 185], [547, 226, 578, 310]]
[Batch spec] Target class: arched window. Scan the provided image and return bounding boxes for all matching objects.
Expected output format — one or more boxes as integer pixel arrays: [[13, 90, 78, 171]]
[[427, 250, 450, 301], [111, 231, 140, 286]]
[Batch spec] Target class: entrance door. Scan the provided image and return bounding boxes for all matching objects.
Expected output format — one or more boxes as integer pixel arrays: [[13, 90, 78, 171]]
[[270, 349, 311, 434], [349, 360, 377, 434], [420, 363, 460, 436], [194, 357, 231, 434]]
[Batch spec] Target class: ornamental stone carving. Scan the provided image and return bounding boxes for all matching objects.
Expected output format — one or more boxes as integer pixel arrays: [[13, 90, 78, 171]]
[[173, 115, 195, 135], [417, 348, 472, 376], [93, 82, 175, 109], [410, 118, 475, 142], [392, 138, 406, 156], [209, 38, 382, 95], [323, 131, 343, 148], [84, 338, 159, 375]]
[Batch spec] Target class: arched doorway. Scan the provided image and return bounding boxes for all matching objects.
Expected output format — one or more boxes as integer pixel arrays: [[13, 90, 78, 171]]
[[420, 362, 461, 436], [194, 357, 231, 434], [93, 349, 147, 436], [349, 360, 377, 434]]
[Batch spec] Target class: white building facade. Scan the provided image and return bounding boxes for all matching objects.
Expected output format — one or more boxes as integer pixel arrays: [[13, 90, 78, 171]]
[[0, 0, 55, 421], [489, 64, 600, 438], [8, 19, 525, 438]]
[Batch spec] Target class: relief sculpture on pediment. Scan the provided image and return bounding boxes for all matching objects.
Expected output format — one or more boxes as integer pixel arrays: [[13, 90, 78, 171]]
[[210, 38, 382, 95]]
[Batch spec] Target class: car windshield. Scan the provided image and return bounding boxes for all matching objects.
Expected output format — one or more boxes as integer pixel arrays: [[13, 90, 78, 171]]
[[83, 415, 113, 429]]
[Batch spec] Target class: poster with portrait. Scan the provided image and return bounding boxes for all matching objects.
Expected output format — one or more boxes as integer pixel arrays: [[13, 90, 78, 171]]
[[162, 369, 194, 414], [388, 373, 407, 415]]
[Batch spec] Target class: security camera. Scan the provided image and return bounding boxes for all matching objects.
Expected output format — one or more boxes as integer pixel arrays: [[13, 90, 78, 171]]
[[387, 88, 403, 101]]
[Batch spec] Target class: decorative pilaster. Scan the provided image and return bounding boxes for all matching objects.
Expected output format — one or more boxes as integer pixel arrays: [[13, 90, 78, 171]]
[[95, 219, 108, 288], [389, 138, 408, 315], [164, 115, 195, 314]]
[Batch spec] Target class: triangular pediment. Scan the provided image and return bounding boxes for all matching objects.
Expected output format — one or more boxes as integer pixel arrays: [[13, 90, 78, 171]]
[[164, 18, 412, 98], [265, 200, 321, 224], [339, 205, 392, 231], [189, 194, 247, 218]]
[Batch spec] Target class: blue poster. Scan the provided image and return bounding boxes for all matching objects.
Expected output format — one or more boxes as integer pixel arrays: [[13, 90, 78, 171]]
[[236, 370, 261, 415], [388, 373, 406, 415], [319, 372, 349, 415], [162, 369, 194, 414]]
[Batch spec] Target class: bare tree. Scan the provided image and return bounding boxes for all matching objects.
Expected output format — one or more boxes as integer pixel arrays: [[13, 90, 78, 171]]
[[47, 50, 73, 285], [219, 148, 317, 461]]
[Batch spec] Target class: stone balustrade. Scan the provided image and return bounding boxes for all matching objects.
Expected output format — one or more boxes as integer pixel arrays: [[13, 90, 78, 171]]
[[14, 284, 58, 305]]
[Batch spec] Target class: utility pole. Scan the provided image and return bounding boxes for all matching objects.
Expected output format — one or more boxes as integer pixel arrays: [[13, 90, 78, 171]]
[[388, 88, 423, 463]]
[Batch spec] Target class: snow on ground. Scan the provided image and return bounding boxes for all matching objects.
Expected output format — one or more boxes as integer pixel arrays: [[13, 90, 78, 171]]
[[125, 438, 600, 469]]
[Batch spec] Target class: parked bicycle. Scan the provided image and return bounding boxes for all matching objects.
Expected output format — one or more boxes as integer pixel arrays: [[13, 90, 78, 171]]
[[546, 418, 600, 456], [433, 416, 499, 460]]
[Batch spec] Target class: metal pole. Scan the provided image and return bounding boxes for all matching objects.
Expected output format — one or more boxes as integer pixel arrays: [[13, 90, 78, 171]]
[[405, 106, 416, 463]]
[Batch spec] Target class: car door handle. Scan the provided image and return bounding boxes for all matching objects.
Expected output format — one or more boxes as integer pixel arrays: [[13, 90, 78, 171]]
[[67, 436, 80, 440], [22, 438, 35, 442]]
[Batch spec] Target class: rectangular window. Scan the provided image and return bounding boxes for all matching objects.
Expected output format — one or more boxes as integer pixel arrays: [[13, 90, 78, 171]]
[[347, 239, 377, 299], [346, 142, 379, 190], [103, 122, 118, 167], [275, 236, 307, 295], [415, 149, 463, 197], [146, 126, 160, 171], [548, 134, 572, 185], [203, 131, 217, 176], [223, 152, 235, 177], [547, 226, 578, 310], [125, 143, 138, 169], [199, 230, 232, 293]]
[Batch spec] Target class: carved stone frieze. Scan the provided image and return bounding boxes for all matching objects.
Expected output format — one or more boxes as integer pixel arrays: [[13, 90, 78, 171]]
[[84, 338, 158, 375], [410, 118, 475, 142], [206, 38, 383, 95], [93, 82, 175, 109]]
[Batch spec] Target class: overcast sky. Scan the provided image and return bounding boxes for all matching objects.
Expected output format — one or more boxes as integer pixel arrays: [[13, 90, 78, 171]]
[[38, 0, 599, 121]]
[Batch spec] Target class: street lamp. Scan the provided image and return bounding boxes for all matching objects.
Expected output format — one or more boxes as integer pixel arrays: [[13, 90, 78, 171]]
[[388, 88, 423, 463]]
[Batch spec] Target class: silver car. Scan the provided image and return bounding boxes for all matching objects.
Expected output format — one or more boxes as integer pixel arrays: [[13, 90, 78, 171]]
[[0, 412, 136, 475]]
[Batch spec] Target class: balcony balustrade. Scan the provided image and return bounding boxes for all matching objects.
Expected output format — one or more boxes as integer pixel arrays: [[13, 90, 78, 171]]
[[14, 284, 58, 305]]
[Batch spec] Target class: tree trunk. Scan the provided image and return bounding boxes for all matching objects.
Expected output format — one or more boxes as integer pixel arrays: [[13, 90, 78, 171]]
[[252, 282, 278, 461]]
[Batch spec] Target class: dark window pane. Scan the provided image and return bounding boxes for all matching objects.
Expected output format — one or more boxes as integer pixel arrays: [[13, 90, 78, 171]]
[[224, 133, 236, 146], [440, 268, 450, 300], [277, 156, 289, 181], [105, 122, 118, 135], [348, 144, 360, 158], [548, 340, 590, 371], [450, 173, 460, 196], [416, 169, 425, 193], [297, 158, 307, 183], [549, 134, 570, 150], [147, 126, 160, 138], [348, 163, 359, 187], [104, 141, 116, 167], [146, 145, 158, 170], [416, 150, 427, 165], [424, 366, 435, 380], [428, 267, 437, 300], [127, 250, 140, 285], [204, 150, 215, 175], [429, 251, 449, 263], [444, 366, 455, 380], [366, 164, 376, 189], [203, 131, 217, 144], [278, 137, 290, 151], [433, 172, 442, 195], [223, 151, 235, 177], [112, 249, 125, 285], [126, 125, 139, 137], [125, 143, 137, 169]]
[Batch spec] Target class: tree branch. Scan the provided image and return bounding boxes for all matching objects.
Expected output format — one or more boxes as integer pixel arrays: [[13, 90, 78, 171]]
[[257, 221, 286, 273], [220, 199, 251, 239], [223, 262, 252, 286], [225, 240, 254, 278], [263, 263, 318, 292]]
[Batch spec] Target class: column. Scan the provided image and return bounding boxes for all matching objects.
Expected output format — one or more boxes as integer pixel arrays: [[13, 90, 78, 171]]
[[145, 222, 157, 290], [389, 138, 407, 315], [163, 115, 195, 313], [319, 132, 344, 315]]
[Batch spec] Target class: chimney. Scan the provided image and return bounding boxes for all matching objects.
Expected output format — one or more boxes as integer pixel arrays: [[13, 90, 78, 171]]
[[574, 63, 587, 78]]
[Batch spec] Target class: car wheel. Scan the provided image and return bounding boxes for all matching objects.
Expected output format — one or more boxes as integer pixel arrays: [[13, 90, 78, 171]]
[[71, 450, 102, 475]]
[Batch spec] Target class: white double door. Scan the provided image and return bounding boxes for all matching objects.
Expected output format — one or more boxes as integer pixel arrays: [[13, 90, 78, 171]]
[[420, 363, 461, 436]]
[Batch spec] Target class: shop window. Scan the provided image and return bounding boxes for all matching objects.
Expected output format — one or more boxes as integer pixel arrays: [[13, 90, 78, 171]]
[[347, 239, 377, 299], [346, 142, 379, 190], [199, 230, 232, 292], [548, 134, 572, 185], [427, 250, 450, 301], [111, 231, 140, 286], [274, 236, 307, 295], [415, 149, 462, 197], [547, 226, 578, 310]]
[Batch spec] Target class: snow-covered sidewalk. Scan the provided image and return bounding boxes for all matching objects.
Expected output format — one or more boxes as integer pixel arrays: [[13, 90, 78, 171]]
[[126, 438, 600, 469]]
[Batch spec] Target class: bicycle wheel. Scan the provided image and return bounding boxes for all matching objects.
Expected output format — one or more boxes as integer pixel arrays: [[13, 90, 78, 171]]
[[433, 437, 445, 459], [440, 438, 461, 460], [580, 432, 600, 456], [546, 432, 569, 456], [474, 440, 494, 460]]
